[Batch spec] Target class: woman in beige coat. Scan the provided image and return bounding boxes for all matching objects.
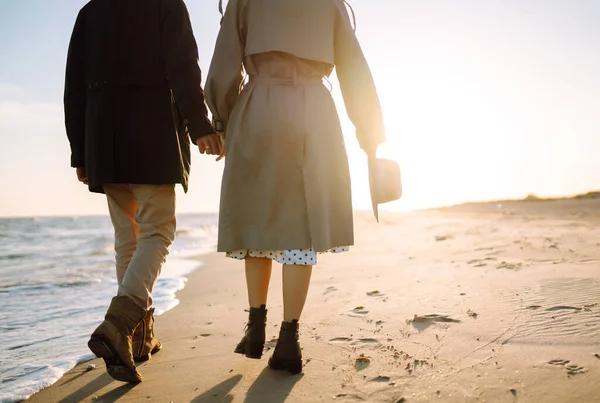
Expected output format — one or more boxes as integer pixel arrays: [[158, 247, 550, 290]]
[[205, 0, 384, 374]]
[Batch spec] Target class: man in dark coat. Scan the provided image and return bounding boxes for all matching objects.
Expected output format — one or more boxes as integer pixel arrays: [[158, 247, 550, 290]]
[[64, 0, 221, 383]]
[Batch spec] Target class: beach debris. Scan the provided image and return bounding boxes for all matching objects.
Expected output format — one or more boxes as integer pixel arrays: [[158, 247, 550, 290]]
[[264, 337, 278, 350], [85, 364, 96, 371], [407, 314, 461, 324], [396, 397, 406, 402], [435, 235, 452, 242], [583, 303, 598, 311], [594, 353, 600, 359], [466, 309, 478, 319], [510, 389, 517, 396], [355, 353, 372, 370], [525, 305, 542, 310], [460, 292, 466, 296], [367, 290, 383, 296], [324, 286, 338, 295]]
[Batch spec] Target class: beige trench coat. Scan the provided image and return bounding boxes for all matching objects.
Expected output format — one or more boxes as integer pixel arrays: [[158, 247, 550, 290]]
[[206, 0, 385, 253]]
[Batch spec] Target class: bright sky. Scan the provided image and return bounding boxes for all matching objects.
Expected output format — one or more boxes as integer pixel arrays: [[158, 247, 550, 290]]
[[1, 0, 599, 217]]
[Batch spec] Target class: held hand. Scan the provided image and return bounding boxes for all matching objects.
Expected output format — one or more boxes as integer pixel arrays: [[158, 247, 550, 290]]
[[76, 167, 88, 185], [216, 135, 226, 162], [363, 144, 378, 161], [196, 134, 223, 157]]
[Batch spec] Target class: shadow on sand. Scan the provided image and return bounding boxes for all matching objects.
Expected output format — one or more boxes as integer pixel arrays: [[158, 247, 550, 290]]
[[191, 367, 303, 403], [244, 367, 303, 403], [191, 374, 243, 403], [58, 371, 136, 403]]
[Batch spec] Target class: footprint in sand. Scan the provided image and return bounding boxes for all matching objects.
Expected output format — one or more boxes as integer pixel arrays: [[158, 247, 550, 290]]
[[467, 258, 497, 267], [407, 314, 461, 324], [369, 375, 391, 383], [329, 337, 352, 343], [347, 306, 369, 317], [351, 338, 381, 347], [497, 261, 523, 270], [333, 393, 363, 401], [546, 305, 583, 312], [548, 360, 586, 375], [566, 364, 587, 375]]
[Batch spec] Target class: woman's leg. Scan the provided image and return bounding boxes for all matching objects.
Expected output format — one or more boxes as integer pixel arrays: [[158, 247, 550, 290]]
[[282, 264, 313, 321], [245, 257, 273, 308]]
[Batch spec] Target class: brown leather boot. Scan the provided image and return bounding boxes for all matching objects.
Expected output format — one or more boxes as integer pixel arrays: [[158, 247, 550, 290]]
[[132, 307, 162, 362], [88, 296, 146, 383]]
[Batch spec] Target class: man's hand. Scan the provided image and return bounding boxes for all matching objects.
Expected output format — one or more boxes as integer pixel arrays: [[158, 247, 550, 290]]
[[76, 167, 88, 184], [196, 134, 223, 158]]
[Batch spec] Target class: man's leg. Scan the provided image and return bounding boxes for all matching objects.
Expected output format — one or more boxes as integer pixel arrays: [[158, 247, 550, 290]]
[[118, 184, 176, 309], [87, 185, 147, 383], [104, 185, 139, 286]]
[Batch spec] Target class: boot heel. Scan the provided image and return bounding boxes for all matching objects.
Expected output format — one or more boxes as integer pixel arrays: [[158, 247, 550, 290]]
[[268, 356, 302, 375], [89, 335, 142, 383], [134, 353, 151, 362], [88, 335, 114, 359], [245, 341, 264, 359]]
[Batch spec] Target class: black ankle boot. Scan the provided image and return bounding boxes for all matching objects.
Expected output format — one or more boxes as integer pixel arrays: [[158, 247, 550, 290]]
[[268, 320, 302, 375], [234, 305, 267, 359]]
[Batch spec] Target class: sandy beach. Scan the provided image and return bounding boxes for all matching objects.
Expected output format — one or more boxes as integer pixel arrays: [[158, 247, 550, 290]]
[[28, 199, 600, 403]]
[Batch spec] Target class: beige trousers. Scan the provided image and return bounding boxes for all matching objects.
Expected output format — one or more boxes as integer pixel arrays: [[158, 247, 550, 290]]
[[104, 184, 176, 309]]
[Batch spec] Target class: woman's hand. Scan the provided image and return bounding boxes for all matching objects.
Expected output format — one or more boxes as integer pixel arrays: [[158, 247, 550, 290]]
[[196, 134, 223, 157], [216, 135, 226, 161]]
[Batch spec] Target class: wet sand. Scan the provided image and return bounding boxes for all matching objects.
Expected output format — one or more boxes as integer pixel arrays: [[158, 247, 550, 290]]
[[28, 199, 600, 402]]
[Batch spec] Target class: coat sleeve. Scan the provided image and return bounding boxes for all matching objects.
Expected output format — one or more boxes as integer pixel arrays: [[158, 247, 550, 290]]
[[334, 1, 385, 156], [161, 0, 215, 143], [64, 9, 87, 168], [204, 0, 246, 137]]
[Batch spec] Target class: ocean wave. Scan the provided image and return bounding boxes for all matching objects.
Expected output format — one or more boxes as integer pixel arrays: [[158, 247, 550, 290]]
[[0, 279, 106, 293], [0, 254, 30, 261], [0, 213, 217, 402]]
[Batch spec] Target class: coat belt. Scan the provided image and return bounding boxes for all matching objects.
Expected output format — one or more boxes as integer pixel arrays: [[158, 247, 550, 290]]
[[248, 74, 323, 87]]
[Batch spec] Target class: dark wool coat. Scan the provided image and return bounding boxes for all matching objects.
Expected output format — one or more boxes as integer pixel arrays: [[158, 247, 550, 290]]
[[65, 0, 215, 193]]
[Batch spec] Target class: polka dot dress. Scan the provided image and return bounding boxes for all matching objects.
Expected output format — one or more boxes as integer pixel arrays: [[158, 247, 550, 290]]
[[226, 246, 349, 265]]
